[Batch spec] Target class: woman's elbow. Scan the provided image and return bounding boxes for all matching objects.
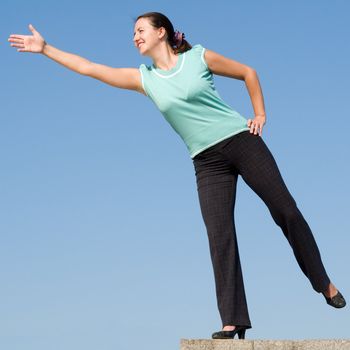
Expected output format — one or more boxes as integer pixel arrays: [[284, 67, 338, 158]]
[[246, 66, 257, 76], [243, 67, 258, 81]]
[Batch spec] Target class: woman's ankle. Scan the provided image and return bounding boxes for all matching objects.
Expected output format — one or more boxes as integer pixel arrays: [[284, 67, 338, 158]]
[[323, 282, 338, 298]]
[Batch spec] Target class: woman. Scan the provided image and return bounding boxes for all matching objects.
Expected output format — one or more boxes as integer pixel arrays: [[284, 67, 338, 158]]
[[8, 11, 346, 340]]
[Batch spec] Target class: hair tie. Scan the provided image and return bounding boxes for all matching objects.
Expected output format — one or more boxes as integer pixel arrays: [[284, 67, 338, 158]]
[[173, 30, 185, 48]]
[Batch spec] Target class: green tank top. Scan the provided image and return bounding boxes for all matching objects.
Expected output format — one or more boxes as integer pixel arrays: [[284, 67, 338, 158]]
[[139, 44, 250, 158]]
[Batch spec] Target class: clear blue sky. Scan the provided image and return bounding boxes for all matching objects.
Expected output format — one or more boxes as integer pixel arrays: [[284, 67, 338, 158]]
[[1, 1, 349, 349]]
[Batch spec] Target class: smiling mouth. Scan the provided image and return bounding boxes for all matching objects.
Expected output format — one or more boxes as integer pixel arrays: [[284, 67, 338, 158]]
[[138, 42, 144, 48]]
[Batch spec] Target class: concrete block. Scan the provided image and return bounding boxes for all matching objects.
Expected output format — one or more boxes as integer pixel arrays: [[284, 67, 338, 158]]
[[180, 339, 350, 350]]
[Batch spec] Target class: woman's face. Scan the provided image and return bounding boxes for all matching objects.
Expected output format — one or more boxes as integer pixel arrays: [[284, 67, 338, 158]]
[[133, 17, 164, 56]]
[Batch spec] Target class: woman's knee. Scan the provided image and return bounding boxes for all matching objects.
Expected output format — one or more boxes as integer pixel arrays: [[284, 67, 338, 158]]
[[270, 202, 302, 228]]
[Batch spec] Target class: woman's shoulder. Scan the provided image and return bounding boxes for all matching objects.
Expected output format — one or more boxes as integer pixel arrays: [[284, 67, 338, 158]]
[[188, 43, 206, 53], [187, 44, 208, 69], [191, 43, 205, 49], [139, 63, 153, 73], [187, 44, 207, 62]]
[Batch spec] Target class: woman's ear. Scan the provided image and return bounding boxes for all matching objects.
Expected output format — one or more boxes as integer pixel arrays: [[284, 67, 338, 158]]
[[158, 26, 167, 40]]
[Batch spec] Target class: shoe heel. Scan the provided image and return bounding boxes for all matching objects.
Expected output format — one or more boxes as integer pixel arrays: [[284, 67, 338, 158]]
[[237, 328, 246, 339]]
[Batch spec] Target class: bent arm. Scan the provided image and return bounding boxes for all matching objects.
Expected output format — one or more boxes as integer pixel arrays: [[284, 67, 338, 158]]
[[244, 69, 266, 118], [42, 44, 145, 94], [204, 49, 266, 117]]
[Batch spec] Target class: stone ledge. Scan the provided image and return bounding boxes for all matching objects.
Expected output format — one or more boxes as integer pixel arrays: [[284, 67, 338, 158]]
[[180, 339, 350, 350]]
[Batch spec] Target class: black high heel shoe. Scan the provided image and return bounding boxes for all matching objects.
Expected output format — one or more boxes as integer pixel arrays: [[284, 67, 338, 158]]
[[323, 291, 346, 308], [212, 326, 247, 339]]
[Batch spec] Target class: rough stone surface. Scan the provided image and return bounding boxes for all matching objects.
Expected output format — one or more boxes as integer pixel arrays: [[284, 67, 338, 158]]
[[180, 339, 350, 350]]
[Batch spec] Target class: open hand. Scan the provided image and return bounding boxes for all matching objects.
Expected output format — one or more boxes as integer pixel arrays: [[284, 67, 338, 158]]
[[8, 24, 46, 53], [247, 114, 266, 136]]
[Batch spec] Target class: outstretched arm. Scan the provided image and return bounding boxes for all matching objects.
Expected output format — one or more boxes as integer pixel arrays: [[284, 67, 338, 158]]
[[204, 49, 266, 136], [8, 24, 146, 95]]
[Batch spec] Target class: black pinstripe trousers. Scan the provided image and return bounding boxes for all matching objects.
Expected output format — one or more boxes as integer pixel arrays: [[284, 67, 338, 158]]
[[192, 130, 331, 329]]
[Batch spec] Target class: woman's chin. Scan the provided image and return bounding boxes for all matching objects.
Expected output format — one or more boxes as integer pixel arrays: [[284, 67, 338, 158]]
[[139, 49, 149, 57]]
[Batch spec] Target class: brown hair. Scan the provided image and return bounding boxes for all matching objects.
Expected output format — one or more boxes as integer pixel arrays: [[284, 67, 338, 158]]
[[135, 12, 192, 54]]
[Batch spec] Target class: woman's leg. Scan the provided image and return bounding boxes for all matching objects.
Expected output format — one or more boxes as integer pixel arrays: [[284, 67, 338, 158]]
[[193, 145, 252, 329], [218, 131, 331, 293]]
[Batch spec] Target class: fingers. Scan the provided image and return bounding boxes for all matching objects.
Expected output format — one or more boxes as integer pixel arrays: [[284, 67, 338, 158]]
[[247, 118, 264, 136], [8, 23, 36, 40], [8, 37, 27, 52], [29, 24, 36, 32], [11, 44, 25, 50], [9, 34, 25, 40], [249, 123, 260, 135], [258, 124, 264, 136], [247, 118, 256, 133], [8, 37, 24, 44], [8, 35, 26, 50], [8, 39, 24, 48]]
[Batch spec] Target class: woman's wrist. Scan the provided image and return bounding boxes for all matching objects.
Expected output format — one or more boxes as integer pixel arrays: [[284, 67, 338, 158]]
[[41, 41, 48, 55]]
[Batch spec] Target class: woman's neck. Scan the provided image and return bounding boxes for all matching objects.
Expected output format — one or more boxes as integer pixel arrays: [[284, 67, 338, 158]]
[[151, 45, 178, 71]]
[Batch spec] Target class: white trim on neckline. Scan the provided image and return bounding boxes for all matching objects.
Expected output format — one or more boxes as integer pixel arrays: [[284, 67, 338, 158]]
[[151, 52, 186, 79]]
